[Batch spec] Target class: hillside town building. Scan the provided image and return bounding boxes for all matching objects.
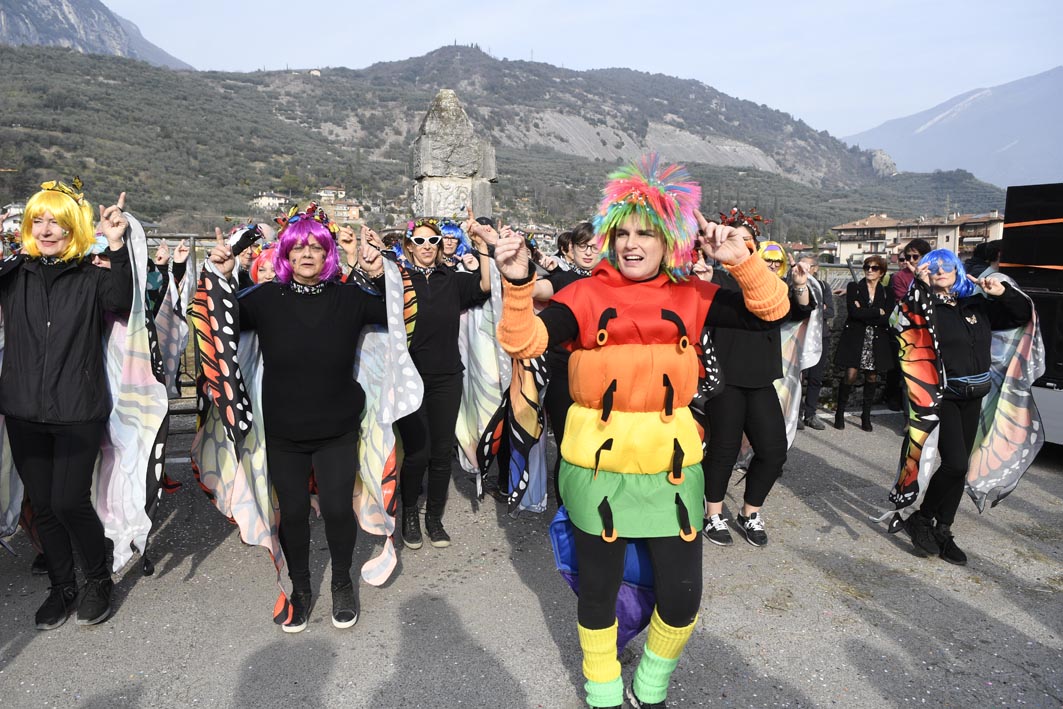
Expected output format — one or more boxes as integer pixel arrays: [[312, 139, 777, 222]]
[[831, 210, 1004, 263]]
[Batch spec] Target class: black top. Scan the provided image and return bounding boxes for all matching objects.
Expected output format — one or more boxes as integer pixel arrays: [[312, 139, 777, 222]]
[[407, 268, 488, 375], [707, 270, 815, 388], [934, 284, 1031, 378], [237, 279, 386, 441], [543, 269, 591, 379], [0, 248, 133, 423]]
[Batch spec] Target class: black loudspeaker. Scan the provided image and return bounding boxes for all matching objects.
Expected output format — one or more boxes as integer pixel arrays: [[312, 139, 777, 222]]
[[1030, 291, 1063, 386]]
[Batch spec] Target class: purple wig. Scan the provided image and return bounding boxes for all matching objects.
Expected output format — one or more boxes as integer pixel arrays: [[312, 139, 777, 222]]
[[272, 218, 341, 284]]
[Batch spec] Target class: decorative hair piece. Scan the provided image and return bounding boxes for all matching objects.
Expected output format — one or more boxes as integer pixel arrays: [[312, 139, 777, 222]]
[[405, 217, 442, 240], [40, 176, 87, 206], [274, 202, 338, 238], [757, 240, 788, 262], [719, 207, 769, 238], [592, 153, 701, 281]]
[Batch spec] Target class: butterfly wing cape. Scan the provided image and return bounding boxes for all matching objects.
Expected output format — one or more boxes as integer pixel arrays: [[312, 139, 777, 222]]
[[0, 216, 169, 572], [885, 280, 1044, 524], [155, 251, 196, 397]]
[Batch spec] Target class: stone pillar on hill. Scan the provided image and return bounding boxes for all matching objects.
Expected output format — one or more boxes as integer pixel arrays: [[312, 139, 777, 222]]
[[409, 89, 496, 219]]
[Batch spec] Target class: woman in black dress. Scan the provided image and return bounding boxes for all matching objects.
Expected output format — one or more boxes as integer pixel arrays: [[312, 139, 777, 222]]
[[834, 254, 894, 431]]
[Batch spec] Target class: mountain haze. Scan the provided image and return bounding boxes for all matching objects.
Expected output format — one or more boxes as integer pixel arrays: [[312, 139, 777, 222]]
[[0, 0, 192, 69], [846, 67, 1062, 188]]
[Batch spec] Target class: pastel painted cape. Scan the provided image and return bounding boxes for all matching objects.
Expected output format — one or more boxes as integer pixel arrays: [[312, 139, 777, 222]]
[[189, 260, 421, 622], [155, 252, 196, 397], [0, 216, 170, 573], [883, 280, 1044, 529]]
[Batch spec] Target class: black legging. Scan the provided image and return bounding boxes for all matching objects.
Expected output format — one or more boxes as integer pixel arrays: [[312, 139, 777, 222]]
[[266, 431, 360, 593], [7, 418, 109, 586], [573, 527, 702, 629], [703, 384, 787, 507], [918, 397, 981, 525], [543, 367, 572, 506], [397, 371, 463, 518], [801, 340, 830, 420]]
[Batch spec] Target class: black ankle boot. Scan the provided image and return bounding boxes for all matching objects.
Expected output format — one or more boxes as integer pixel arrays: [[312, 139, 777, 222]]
[[904, 513, 941, 557], [834, 383, 851, 430], [401, 506, 422, 550], [424, 514, 451, 548], [933, 523, 968, 565], [35, 582, 78, 630]]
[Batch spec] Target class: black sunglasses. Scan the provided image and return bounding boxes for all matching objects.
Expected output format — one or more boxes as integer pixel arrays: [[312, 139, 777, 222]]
[[409, 235, 441, 246], [901, 254, 921, 262], [864, 265, 882, 272]]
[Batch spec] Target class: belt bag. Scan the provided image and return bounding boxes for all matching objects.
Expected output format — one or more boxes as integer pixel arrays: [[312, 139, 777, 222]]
[[944, 372, 992, 401]]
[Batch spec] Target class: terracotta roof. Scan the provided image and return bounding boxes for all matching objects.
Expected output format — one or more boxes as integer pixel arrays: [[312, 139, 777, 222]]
[[832, 214, 901, 230]]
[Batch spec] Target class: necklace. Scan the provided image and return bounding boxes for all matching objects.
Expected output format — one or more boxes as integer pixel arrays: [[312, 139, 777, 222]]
[[934, 291, 956, 306], [38, 256, 68, 266], [572, 266, 592, 277], [411, 264, 436, 277], [289, 280, 326, 296]]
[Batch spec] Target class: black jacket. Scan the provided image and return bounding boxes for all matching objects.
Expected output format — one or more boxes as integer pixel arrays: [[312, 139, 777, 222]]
[[0, 248, 133, 423], [835, 279, 894, 370], [935, 283, 1031, 378]]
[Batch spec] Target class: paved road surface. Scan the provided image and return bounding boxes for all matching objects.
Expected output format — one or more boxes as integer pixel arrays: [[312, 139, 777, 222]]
[[1, 408, 1061, 708]]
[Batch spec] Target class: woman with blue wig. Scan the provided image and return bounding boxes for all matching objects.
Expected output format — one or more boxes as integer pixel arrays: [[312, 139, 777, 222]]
[[902, 248, 1031, 564]]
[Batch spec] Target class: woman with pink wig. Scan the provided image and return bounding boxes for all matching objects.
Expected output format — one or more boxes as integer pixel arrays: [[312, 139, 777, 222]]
[[208, 204, 386, 633]]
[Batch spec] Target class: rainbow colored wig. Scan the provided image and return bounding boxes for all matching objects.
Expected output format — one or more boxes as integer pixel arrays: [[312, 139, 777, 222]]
[[272, 218, 340, 284], [919, 248, 976, 298], [20, 180, 96, 260], [592, 154, 701, 281]]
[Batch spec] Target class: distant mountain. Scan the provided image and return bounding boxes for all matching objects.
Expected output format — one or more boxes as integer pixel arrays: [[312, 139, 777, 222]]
[[845, 67, 1062, 188], [0, 0, 192, 70]]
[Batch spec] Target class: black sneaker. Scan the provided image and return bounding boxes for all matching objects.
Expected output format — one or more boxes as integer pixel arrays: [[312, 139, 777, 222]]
[[76, 578, 113, 626], [703, 514, 733, 546], [904, 513, 941, 557], [283, 590, 312, 633], [735, 512, 768, 547], [331, 581, 359, 629], [402, 507, 423, 550], [933, 523, 968, 566], [424, 514, 451, 548], [804, 416, 826, 431], [35, 583, 78, 631], [31, 553, 48, 576], [627, 684, 667, 708]]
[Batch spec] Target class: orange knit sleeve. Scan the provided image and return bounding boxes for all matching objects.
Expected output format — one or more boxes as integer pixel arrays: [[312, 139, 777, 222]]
[[726, 255, 790, 321], [496, 278, 550, 359]]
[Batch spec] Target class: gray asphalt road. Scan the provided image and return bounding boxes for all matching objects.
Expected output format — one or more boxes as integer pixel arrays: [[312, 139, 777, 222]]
[[1, 409, 1061, 708]]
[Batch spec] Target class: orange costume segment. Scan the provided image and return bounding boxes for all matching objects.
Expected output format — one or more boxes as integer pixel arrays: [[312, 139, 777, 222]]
[[497, 278, 550, 360], [568, 344, 699, 415], [726, 253, 791, 322]]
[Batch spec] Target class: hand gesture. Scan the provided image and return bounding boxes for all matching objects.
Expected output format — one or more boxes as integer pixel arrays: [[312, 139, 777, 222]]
[[173, 239, 190, 264], [97, 192, 128, 248], [493, 228, 529, 282], [461, 252, 480, 271], [154, 241, 170, 265], [209, 226, 236, 278], [337, 226, 358, 257], [693, 210, 751, 266], [915, 263, 931, 286], [968, 274, 1005, 296], [360, 224, 383, 251], [790, 261, 810, 286], [464, 208, 499, 247], [540, 255, 558, 272], [358, 237, 383, 275]]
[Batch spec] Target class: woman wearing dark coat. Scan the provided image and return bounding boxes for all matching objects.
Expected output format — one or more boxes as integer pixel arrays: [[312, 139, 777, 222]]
[[834, 254, 894, 431]]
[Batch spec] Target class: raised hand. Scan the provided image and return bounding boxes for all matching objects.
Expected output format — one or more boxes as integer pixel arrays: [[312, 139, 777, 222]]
[[790, 261, 810, 286], [360, 224, 383, 251], [493, 228, 529, 282], [461, 252, 480, 271], [209, 226, 236, 278], [154, 240, 170, 265], [97, 192, 128, 248], [694, 209, 750, 266], [916, 263, 931, 286], [464, 208, 499, 247], [968, 273, 1005, 296], [358, 238, 383, 276], [173, 239, 190, 264], [337, 226, 358, 258]]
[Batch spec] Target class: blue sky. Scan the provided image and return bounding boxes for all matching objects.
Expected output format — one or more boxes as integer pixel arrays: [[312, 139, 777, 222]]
[[105, 0, 1063, 137]]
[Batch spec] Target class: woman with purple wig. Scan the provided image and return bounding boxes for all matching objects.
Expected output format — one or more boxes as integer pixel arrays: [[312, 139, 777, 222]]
[[208, 204, 387, 633]]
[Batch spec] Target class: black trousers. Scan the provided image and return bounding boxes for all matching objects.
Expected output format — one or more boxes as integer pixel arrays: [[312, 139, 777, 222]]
[[397, 371, 463, 518], [918, 397, 981, 525], [7, 418, 109, 586], [801, 341, 830, 420], [543, 369, 573, 506], [703, 384, 787, 507], [573, 527, 702, 630], [266, 431, 360, 594]]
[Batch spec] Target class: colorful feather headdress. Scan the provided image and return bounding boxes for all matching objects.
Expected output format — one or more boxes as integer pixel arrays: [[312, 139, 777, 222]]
[[719, 207, 769, 238], [274, 201, 338, 237], [592, 154, 701, 281]]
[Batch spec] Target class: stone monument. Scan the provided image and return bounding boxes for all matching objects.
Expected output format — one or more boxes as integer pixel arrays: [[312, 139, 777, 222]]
[[409, 89, 496, 219]]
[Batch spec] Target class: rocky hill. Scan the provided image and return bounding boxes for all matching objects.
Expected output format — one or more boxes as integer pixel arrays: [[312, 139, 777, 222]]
[[0, 0, 191, 69], [0, 44, 1003, 234], [846, 66, 1062, 188]]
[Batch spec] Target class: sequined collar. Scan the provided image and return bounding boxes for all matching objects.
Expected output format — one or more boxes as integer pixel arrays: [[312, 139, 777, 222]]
[[37, 255, 70, 266], [288, 280, 327, 296], [934, 291, 956, 307], [571, 266, 592, 278], [410, 264, 437, 277]]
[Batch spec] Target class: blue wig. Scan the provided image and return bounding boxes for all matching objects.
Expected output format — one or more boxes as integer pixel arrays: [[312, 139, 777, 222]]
[[919, 249, 976, 298], [439, 219, 472, 257]]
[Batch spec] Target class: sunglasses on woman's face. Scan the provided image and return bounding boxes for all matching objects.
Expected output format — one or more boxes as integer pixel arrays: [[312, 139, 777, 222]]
[[409, 235, 441, 246], [864, 265, 882, 272], [901, 253, 921, 262]]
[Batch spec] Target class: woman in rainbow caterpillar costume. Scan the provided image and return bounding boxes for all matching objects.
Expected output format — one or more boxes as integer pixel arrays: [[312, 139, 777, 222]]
[[494, 155, 790, 709]]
